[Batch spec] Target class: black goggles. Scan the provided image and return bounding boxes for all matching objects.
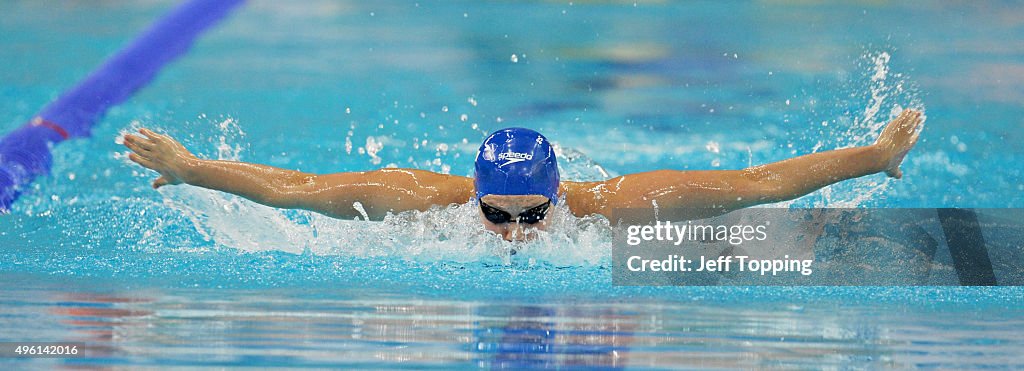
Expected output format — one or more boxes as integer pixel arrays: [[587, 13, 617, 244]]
[[480, 200, 551, 225]]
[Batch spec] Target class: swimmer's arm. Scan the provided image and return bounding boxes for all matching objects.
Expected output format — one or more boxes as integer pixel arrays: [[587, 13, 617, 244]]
[[123, 128, 473, 220], [270, 168, 474, 220], [565, 109, 923, 219]]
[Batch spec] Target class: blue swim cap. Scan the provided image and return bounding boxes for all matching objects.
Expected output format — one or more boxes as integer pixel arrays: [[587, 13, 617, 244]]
[[475, 128, 560, 204]]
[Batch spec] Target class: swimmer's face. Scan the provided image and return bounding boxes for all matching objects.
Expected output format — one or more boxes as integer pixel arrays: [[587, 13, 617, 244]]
[[479, 194, 551, 242]]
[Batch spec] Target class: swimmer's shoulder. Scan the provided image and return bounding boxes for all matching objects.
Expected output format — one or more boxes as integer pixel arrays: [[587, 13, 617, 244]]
[[559, 180, 612, 218]]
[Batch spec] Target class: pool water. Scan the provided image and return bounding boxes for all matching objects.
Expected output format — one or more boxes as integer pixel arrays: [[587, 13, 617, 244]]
[[2, 0, 1023, 368]]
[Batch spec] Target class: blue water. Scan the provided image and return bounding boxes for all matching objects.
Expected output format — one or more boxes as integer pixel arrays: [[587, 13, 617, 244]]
[[2, 0, 1023, 368]]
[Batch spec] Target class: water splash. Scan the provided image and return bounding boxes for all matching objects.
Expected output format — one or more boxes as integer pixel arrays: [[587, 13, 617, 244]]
[[552, 144, 617, 182], [363, 136, 383, 165], [214, 118, 246, 161], [785, 50, 926, 208], [158, 184, 614, 266], [841, 51, 925, 149]]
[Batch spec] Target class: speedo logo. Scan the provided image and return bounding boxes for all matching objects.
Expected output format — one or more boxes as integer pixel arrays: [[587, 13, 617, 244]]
[[497, 151, 532, 167]]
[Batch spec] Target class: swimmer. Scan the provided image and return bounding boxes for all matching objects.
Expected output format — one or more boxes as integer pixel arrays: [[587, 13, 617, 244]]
[[123, 109, 923, 241]]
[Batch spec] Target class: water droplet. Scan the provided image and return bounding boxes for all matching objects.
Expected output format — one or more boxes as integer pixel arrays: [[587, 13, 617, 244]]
[[352, 201, 369, 221], [365, 137, 384, 165]]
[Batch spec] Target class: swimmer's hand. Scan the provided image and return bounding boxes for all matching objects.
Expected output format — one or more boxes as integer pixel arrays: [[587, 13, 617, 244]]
[[122, 128, 197, 188], [873, 109, 924, 179]]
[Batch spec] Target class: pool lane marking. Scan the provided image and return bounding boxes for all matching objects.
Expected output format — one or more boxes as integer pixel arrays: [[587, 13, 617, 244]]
[[938, 208, 997, 286]]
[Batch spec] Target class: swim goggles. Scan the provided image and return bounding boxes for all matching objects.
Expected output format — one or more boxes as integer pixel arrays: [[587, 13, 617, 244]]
[[480, 200, 551, 225]]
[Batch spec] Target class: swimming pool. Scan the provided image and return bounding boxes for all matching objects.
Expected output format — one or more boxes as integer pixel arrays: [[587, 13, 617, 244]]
[[2, 0, 1023, 368]]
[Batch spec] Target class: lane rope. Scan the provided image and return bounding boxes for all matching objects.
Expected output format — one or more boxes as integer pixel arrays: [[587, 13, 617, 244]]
[[0, 0, 245, 212]]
